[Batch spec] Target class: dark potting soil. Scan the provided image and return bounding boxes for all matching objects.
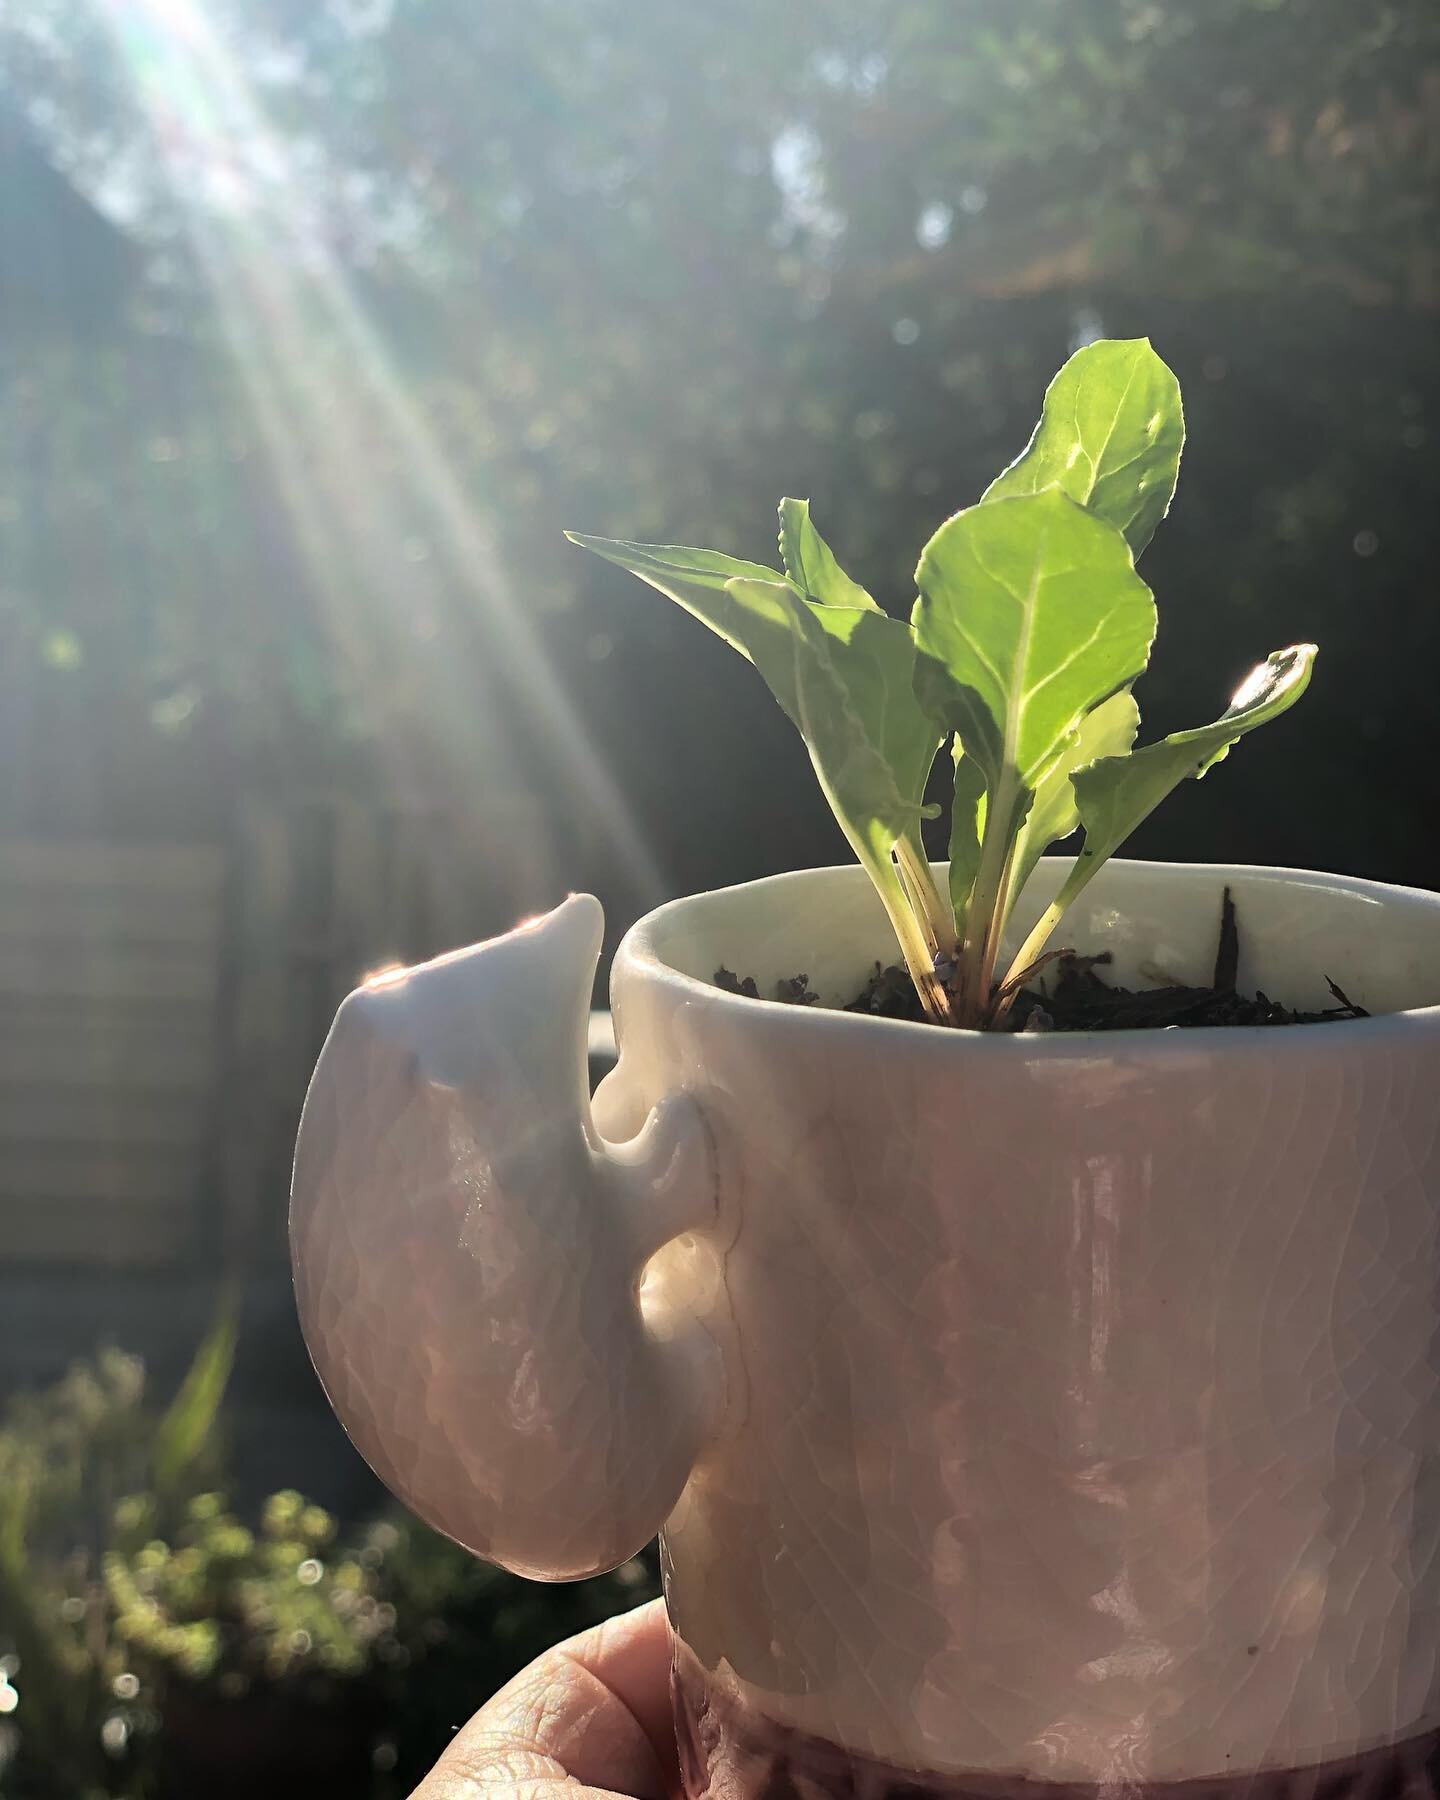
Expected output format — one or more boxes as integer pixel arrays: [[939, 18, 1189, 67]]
[[713, 888, 1369, 1033]]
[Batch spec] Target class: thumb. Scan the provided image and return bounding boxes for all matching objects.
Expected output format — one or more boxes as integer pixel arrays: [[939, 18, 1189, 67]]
[[409, 1598, 678, 1799]]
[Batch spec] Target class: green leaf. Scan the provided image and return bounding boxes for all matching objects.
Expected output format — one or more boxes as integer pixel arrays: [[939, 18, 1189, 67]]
[[571, 528, 939, 860], [570, 525, 945, 1006], [564, 533, 787, 656], [153, 1298, 237, 1495], [1066, 644, 1317, 886], [1009, 687, 1140, 902], [777, 499, 880, 611], [915, 487, 1156, 1019], [805, 605, 940, 824], [727, 575, 948, 1013], [912, 487, 1156, 821], [984, 338, 1184, 556], [998, 644, 1317, 999], [725, 578, 940, 865]]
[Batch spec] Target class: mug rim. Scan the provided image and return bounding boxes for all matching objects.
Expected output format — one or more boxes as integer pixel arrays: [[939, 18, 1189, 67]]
[[614, 857, 1440, 1056]]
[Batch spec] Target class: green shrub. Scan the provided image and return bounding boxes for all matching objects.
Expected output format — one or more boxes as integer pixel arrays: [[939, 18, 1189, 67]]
[[0, 1318, 657, 1800]]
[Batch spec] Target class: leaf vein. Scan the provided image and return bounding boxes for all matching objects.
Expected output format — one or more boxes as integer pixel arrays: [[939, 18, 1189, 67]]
[[1084, 353, 1144, 489]]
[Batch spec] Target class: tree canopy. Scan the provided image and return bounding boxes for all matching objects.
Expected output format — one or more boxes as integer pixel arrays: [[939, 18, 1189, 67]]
[[1, 0, 1436, 910]]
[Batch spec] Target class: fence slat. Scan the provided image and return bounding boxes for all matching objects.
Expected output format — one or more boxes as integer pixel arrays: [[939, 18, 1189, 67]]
[[0, 951, 218, 1003], [0, 837, 227, 1266], [0, 898, 221, 948], [0, 1198, 193, 1265], [0, 1145, 198, 1203], [0, 841, 224, 894], [0, 1089, 207, 1148]]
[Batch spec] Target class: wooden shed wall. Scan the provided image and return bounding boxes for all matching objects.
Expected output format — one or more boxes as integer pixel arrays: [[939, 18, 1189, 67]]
[[0, 795, 539, 1269], [0, 840, 225, 1264]]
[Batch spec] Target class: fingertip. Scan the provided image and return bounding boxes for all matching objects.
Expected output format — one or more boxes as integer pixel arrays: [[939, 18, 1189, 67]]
[[412, 1598, 679, 1800]]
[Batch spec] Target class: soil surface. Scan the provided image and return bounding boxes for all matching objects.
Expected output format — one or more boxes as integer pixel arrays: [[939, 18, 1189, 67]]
[[714, 888, 1369, 1032]]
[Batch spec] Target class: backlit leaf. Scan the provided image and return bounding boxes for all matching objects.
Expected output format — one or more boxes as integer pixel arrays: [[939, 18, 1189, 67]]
[[571, 529, 940, 889], [1009, 687, 1141, 903], [778, 498, 880, 611], [912, 487, 1156, 835], [1066, 644, 1317, 886], [726, 578, 940, 869], [564, 533, 785, 656], [984, 338, 1184, 556]]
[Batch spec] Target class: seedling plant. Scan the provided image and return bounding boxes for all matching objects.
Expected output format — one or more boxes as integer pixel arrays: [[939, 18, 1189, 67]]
[[570, 340, 1314, 1030]]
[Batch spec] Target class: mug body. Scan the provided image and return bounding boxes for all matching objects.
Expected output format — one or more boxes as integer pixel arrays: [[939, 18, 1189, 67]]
[[596, 860, 1440, 1797]]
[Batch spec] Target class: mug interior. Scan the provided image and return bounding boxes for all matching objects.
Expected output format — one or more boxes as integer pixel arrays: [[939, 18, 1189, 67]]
[[631, 858, 1440, 1023]]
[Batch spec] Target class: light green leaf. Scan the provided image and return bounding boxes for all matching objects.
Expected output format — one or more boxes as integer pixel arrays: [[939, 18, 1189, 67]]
[[1066, 644, 1317, 886], [725, 578, 940, 865], [912, 487, 1156, 822], [984, 338, 1184, 556], [805, 604, 940, 822], [565, 532, 787, 656], [778, 499, 880, 611], [915, 487, 1156, 1017], [1009, 687, 1140, 903], [726, 575, 948, 1011], [154, 1297, 237, 1494], [1000, 648, 1317, 993], [570, 526, 941, 886], [1001, 645, 1318, 995], [948, 746, 987, 922]]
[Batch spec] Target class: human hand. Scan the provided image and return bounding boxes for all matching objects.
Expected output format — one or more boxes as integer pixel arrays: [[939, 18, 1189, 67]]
[[409, 1597, 680, 1799]]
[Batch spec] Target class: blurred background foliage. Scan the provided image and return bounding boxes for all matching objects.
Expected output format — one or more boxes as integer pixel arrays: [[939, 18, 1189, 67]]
[[0, 0, 1437, 1792], [1, 0, 1435, 908], [0, 1315, 657, 1797]]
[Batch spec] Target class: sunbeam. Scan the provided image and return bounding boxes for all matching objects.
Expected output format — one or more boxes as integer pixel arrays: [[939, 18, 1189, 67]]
[[93, 0, 667, 919]]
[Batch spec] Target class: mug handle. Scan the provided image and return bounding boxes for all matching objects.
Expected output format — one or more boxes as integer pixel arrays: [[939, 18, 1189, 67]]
[[290, 895, 722, 1579]]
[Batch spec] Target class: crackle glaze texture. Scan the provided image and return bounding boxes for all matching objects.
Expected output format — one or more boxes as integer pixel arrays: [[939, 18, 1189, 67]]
[[290, 895, 724, 1580], [670, 1641, 1440, 1800], [292, 859, 1440, 1789]]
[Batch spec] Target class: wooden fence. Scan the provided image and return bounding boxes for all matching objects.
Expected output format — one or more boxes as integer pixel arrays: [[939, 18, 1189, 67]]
[[0, 840, 225, 1263], [0, 793, 533, 1268]]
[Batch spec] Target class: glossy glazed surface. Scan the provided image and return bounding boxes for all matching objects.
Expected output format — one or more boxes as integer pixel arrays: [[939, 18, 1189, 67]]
[[290, 894, 724, 1580], [607, 861, 1440, 1780], [672, 1641, 1440, 1800], [293, 859, 1440, 1783]]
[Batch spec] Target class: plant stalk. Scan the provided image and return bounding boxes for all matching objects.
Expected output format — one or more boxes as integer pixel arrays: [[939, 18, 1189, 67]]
[[1002, 900, 1066, 996], [986, 947, 1070, 1028], [877, 854, 956, 1026], [975, 836, 1020, 1008], [997, 844, 1104, 997], [894, 836, 959, 961], [954, 780, 1021, 1027]]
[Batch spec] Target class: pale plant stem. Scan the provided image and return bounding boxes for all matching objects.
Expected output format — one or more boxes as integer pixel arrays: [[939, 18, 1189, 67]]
[[955, 906, 989, 1026], [894, 850, 930, 946], [999, 898, 1067, 997], [996, 836, 1113, 995], [895, 837, 959, 959], [955, 777, 1019, 1027], [877, 860, 956, 1026], [976, 836, 1020, 1007], [988, 947, 1071, 1028]]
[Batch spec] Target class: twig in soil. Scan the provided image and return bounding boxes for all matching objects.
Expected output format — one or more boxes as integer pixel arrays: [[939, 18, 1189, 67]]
[[986, 948, 1072, 1029], [1212, 885, 1239, 992], [1323, 977, 1369, 1018]]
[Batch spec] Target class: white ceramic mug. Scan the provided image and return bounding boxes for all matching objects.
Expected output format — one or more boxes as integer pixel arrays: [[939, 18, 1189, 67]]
[[292, 859, 1440, 1798]]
